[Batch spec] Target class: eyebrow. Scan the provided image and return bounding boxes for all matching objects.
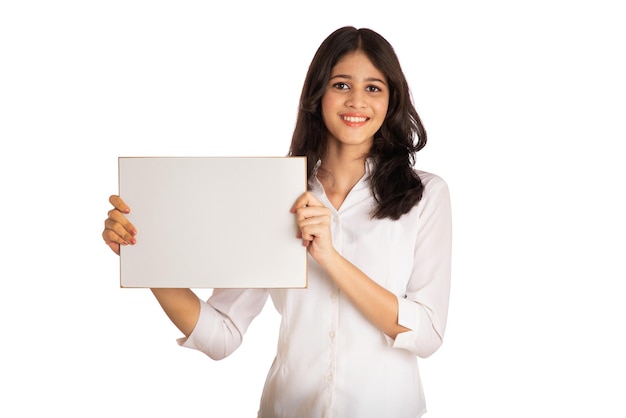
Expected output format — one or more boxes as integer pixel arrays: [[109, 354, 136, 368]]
[[329, 74, 387, 85]]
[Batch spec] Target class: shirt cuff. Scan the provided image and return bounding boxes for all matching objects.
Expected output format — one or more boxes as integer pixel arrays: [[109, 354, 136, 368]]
[[176, 300, 212, 350], [385, 296, 419, 350]]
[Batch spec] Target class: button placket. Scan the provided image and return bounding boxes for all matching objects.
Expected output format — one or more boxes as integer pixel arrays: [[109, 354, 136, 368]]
[[327, 213, 341, 411], [332, 214, 342, 254], [329, 289, 338, 340]]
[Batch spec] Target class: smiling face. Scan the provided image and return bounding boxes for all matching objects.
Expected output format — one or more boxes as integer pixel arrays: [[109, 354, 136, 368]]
[[321, 50, 390, 155]]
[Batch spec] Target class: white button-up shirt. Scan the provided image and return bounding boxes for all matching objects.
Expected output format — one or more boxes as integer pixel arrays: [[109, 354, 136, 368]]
[[179, 167, 452, 418]]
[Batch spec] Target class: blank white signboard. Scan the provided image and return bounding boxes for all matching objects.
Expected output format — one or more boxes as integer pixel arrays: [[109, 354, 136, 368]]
[[118, 157, 307, 288]]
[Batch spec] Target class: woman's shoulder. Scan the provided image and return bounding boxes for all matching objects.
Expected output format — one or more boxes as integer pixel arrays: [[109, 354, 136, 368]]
[[415, 169, 449, 192], [410, 170, 451, 217]]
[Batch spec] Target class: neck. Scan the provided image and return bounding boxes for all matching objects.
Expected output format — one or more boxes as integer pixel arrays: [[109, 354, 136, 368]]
[[317, 150, 367, 211], [320, 139, 369, 179]]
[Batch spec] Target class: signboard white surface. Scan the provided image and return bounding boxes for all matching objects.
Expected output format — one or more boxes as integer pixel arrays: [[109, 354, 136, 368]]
[[118, 157, 307, 288]]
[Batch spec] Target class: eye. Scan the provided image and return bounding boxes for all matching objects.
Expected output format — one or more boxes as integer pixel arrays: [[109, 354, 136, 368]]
[[366, 85, 382, 93], [332, 82, 350, 90]]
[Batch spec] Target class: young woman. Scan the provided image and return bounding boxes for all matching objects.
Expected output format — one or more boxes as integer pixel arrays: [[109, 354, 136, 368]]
[[103, 26, 452, 418]]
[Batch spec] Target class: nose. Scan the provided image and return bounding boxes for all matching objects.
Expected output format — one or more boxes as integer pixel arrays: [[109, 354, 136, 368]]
[[345, 89, 367, 108]]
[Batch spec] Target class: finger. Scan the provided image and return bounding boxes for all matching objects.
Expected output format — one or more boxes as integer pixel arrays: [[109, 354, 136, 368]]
[[107, 209, 137, 236], [297, 211, 331, 235], [299, 222, 331, 245], [295, 229, 309, 247], [291, 192, 323, 213], [102, 227, 128, 253], [295, 207, 331, 244], [104, 217, 136, 244], [109, 195, 130, 213], [295, 206, 331, 222], [297, 214, 330, 230], [106, 240, 121, 255]]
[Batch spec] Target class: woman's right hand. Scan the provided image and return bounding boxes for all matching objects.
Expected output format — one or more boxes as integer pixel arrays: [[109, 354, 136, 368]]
[[102, 195, 137, 255]]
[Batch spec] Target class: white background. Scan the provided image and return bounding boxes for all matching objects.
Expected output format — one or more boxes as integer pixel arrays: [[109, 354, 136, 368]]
[[1, 1, 625, 417]]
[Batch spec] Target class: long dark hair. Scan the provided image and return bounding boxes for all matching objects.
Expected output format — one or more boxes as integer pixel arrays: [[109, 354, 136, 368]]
[[288, 26, 427, 220]]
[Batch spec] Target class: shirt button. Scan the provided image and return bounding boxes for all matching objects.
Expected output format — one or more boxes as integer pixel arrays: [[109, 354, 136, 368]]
[[327, 374, 334, 382], [330, 291, 338, 300], [329, 330, 335, 339]]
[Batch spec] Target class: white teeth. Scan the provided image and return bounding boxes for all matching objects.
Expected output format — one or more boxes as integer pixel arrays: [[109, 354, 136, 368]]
[[342, 116, 368, 123]]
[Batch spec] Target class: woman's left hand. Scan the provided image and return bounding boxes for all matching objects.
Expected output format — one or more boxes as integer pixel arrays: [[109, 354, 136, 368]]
[[291, 192, 336, 264]]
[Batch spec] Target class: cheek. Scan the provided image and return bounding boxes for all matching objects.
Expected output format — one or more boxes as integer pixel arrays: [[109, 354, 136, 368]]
[[320, 93, 333, 114], [376, 97, 390, 116], [373, 101, 389, 125], [320, 95, 336, 126], [372, 102, 389, 133]]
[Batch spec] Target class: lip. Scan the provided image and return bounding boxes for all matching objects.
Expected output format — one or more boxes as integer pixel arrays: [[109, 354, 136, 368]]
[[340, 113, 370, 127]]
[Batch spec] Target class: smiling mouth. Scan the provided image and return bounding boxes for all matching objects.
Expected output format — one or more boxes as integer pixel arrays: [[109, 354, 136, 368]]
[[341, 115, 369, 123]]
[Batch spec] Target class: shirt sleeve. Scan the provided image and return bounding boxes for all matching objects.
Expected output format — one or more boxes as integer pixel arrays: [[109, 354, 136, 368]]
[[177, 288, 269, 360], [391, 175, 452, 358]]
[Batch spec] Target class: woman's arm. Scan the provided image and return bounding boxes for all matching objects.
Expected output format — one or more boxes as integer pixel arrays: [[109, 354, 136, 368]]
[[151, 288, 201, 337], [291, 192, 408, 340], [319, 252, 410, 339]]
